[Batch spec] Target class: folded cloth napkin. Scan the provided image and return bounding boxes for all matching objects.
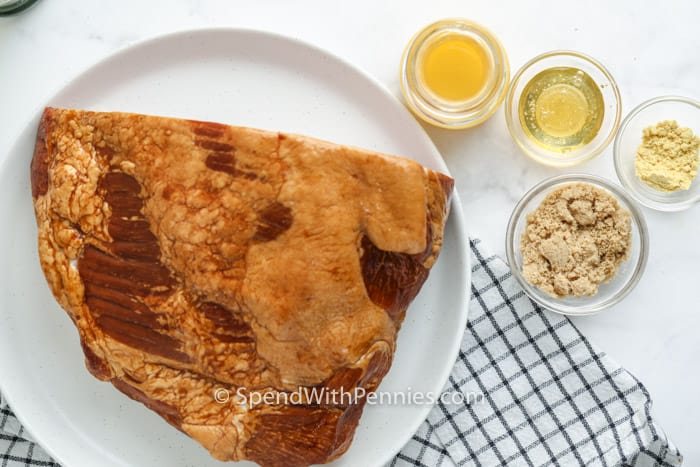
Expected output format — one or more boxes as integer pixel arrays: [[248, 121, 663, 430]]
[[390, 239, 682, 467], [0, 399, 57, 467], [0, 239, 682, 467]]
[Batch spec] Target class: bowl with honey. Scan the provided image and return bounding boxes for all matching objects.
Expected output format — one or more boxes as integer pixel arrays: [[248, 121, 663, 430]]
[[400, 19, 510, 129], [505, 51, 622, 167]]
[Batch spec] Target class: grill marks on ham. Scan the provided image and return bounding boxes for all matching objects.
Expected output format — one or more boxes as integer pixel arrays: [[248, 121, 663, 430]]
[[193, 121, 258, 181], [78, 171, 190, 363], [197, 301, 256, 344]]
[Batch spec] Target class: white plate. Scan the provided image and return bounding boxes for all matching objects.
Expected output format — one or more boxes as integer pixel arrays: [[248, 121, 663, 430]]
[[0, 29, 470, 467]]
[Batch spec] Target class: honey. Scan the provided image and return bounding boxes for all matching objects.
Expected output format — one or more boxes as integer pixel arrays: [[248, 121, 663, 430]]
[[519, 67, 604, 152], [418, 34, 491, 103]]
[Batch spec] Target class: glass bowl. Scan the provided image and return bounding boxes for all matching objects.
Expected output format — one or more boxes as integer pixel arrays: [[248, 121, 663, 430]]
[[505, 51, 622, 167], [400, 19, 510, 129], [505, 174, 649, 316], [613, 96, 700, 211]]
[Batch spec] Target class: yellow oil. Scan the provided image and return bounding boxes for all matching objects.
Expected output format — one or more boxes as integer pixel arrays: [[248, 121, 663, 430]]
[[419, 34, 491, 102], [519, 67, 604, 152]]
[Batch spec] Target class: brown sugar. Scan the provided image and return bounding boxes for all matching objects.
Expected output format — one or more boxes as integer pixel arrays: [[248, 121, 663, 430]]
[[520, 182, 632, 298]]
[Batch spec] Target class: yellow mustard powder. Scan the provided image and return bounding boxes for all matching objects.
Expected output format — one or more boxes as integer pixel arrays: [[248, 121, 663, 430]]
[[634, 120, 700, 192]]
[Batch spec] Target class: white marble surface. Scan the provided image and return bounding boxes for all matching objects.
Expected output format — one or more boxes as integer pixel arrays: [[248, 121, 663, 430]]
[[1, 0, 698, 464]]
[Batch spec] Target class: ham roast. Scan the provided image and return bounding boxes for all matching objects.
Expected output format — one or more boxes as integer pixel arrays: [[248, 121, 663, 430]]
[[30, 107, 453, 466]]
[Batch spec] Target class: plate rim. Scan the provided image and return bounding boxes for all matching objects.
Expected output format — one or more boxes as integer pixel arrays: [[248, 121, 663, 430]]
[[0, 26, 471, 466]]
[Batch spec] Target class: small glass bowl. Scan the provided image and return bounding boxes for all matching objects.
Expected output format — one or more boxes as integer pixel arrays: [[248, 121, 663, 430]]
[[505, 174, 649, 316], [505, 51, 622, 167], [613, 96, 700, 211], [400, 19, 510, 129], [0, 0, 41, 15]]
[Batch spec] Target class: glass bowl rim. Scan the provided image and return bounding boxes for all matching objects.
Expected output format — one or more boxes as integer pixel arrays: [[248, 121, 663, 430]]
[[399, 18, 510, 129], [613, 94, 700, 211], [505, 173, 649, 316], [504, 50, 622, 167]]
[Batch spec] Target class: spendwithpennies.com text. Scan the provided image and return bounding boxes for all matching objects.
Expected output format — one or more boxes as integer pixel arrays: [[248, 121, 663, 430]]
[[213, 386, 483, 409]]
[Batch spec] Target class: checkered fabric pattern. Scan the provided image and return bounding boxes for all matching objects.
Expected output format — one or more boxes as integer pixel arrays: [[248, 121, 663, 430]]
[[390, 239, 682, 467], [1, 239, 682, 467], [0, 396, 58, 467]]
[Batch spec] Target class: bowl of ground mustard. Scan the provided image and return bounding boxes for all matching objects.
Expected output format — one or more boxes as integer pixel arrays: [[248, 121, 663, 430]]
[[614, 96, 700, 211], [506, 174, 648, 315], [505, 51, 622, 167]]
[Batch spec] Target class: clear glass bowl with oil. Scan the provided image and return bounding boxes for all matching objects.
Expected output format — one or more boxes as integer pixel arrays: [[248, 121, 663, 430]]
[[505, 51, 622, 167], [400, 19, 510, 129]]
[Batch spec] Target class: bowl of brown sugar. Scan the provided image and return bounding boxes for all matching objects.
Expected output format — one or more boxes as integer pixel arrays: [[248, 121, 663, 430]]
[[506, 174, 649, 315]]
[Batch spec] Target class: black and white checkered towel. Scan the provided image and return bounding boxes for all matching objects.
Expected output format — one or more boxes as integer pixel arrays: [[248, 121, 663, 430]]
[[390, 239, 681, 467], [0, 398, 57, 467], [1, 239, 682, 467]]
